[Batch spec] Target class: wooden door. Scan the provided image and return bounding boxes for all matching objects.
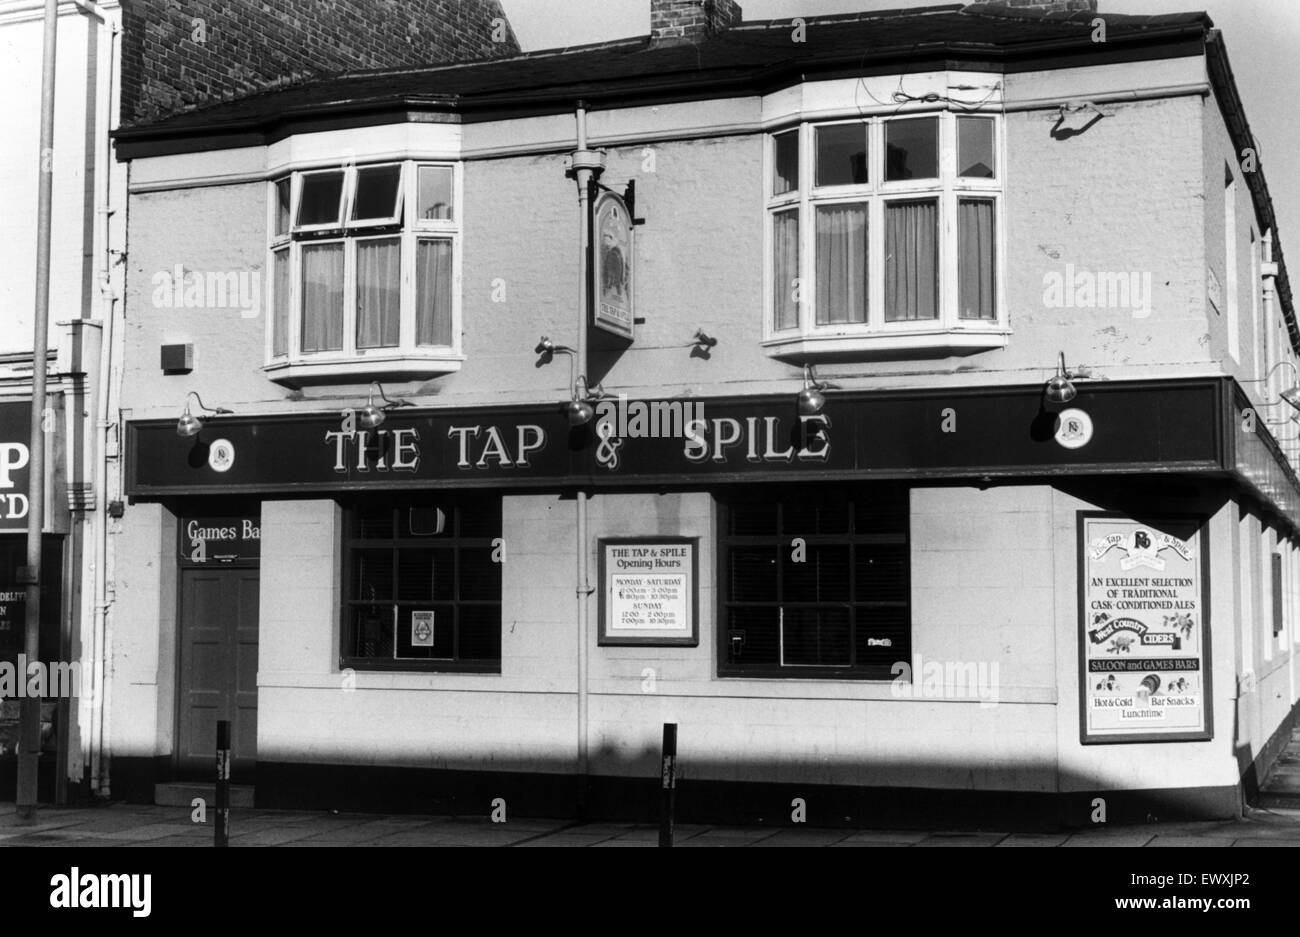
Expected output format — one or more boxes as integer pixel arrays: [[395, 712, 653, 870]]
[[178, 568, 259, 780]]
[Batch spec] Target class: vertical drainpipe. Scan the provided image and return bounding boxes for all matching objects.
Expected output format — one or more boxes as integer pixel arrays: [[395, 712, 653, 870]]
[[1261, 231, 1279, 411], [1258, 232, 1298, 716], [569, 103, 605, 816], [90, 10, 121, 799]]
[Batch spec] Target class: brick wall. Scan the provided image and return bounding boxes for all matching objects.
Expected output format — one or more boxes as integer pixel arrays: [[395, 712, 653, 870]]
[[119, 0, 519, 125]]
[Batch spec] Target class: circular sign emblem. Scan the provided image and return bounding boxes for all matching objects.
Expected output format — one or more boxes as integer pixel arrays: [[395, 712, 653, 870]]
[[1054, 409, 1093, 450], [208, 438, 236, 472]]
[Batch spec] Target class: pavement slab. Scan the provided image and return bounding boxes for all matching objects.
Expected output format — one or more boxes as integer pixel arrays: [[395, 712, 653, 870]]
[[230, 827, 322, 846], [752, 829, 854, 846], [515, 834, 619, 847], [838, 830, 930, 844], [1062, 833, 1158, 847], [1147, 836, 1240, 848], [916, 832, 1009, 847], [996, 833, 1071, 847]]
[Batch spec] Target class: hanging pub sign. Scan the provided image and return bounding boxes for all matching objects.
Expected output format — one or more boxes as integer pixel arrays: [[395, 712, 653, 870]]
[[591, 189, 634, 341], [1078, 513, 1212, 744], [598, 537, 697, 646], [179, 515, 262, 566]]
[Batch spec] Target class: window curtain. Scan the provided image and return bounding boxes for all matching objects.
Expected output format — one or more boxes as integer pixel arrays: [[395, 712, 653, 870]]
[[416, 239, 453, 346], [772, 211, 799, 331], [885, 200, 938, 321], [272, 248, 289, 356], [958, 200, 996, 319], [356, 238, 401, 348], [815, 205, 867, 325], [301, 242, 344, 352]]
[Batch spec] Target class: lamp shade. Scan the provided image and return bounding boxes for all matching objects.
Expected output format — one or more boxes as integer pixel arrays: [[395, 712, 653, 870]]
[[176, 411, 203, 437], [566, 400, 595, 426], [358, 405, 386, 429], [796, 386, 825, 416], [1045, 375, 1077, 404]]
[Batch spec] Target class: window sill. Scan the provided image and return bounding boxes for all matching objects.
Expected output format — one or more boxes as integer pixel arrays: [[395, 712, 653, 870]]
[[263, 352, 464, 388], [717, 666, 899, 681], [762, 327, 1011, 362], [337, 659, 500, 675]]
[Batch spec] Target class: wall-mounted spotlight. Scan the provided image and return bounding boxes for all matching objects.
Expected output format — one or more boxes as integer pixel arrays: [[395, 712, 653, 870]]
[[1245, 360, 1300, 411], [536, 336, 604, 425], [1054, 101, 1106, 137], [566, 399, 595, 426], [690, 329, 719, 360], [176, 391, 233, 437], [1044, 352, 1080, 404], [358, 382, 413, 430], [797, 364, 829, 416], [566, 378, 614, 426]]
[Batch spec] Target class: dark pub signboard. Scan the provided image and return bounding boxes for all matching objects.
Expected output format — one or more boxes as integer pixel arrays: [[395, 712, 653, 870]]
[[127, 379, 1228, 497]]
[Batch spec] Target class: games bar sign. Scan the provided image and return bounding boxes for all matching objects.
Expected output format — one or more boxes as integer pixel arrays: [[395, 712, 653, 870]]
[[178, 515, 261, 566], [125, 380, 1227, 496]]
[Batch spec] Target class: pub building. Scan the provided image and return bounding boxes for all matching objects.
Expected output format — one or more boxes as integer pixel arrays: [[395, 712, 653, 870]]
[[107, 0, 1300, 828]]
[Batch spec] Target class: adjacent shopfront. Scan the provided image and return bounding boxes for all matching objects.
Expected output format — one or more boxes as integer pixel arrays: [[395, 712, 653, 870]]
[[0, 400, 71, 802]]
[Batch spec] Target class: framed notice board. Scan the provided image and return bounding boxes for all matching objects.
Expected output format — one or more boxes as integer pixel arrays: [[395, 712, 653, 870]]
[[598, 537, 698, 646], [1077, 513, 1212, 744]]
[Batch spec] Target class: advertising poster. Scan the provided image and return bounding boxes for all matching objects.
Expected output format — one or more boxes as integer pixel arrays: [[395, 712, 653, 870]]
[[1079, 514, 1212, 743], [411, 610, 435, 648], [599, 538, 697, 646]]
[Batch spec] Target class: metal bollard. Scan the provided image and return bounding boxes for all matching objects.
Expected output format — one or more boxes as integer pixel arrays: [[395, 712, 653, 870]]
[[215, 720, 230, 847], [659, 723, 677, 848]]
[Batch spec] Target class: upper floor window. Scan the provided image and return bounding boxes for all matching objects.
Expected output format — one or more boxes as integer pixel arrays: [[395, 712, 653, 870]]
[[266, 160, 461, 386], [765, 113, 1006, 359]]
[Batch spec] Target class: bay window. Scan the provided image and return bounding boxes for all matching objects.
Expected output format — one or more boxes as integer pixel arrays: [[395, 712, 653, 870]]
[[764, 113, 1006, 358], [265, 160, 461, 386]]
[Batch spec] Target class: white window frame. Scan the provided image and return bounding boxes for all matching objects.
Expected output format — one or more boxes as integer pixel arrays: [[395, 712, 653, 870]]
[[349, 162, 406, 228], [294, 167, 347, 232], [762, 110, 1009, 359], [264, 159, 464, 386]]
